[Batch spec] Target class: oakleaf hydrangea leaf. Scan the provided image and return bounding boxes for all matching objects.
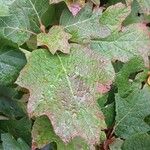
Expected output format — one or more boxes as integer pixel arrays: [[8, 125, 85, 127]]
[[0, 0, 9, 16], [49, 0, 85, 16], [37, 26, 71, 54], [0, 39, 26, 86], [115, 85, 150, 139], [99, 3, 131, 32], [109, 138, 124, 150], [60, 3, 110, 43], [16, 44, 117, 145], [32, 116, 90, 150], [115, 57, 147, 98], [1, 133, 30, 150], [126, 0, 150, 15], [60, 3, 130, 43], [122, 133, 150, 150], [0, 0, 50, 45], [91, 23, 150, 66]]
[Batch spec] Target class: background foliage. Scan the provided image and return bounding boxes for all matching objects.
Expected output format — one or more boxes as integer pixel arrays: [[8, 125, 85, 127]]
[[0, 0, 150, 150]]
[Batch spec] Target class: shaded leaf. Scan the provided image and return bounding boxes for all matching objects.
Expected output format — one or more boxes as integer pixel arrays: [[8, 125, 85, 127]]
[[32, 116, 90, 150], [0, 117, 32, 145], [98, 94, 116, 127], [0, 86, 25, 118], [115, 57, 147, 98], [0, 0, 50, 45], [102, 102, 115, 128], [126, 0, 150, 15], [123, 0, 146, 25], [122, 133, 150, 150], [0, 39, 26, 86], [37, 26, 71, 54], [115, 85, 150, 139], [107, 0, 125, 5], [16, 45, 113, 145], [1, 133, 30, 150]]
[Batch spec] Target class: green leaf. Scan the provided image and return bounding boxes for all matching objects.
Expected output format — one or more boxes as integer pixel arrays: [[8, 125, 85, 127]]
[[0, 5, 31, 45], [1, 133, 30, 150], [0, 117, 31, 145], [126, 0, 150, 15], [0, 39, 26, 86], [0, 0, 50, 45], [32, 116, 90, 150], [122, 133, 150, 150], [99, 3, 131, 32], [115, 85, 150, 139], [11, 0, 50, 33], [0, 0, 9, 16], [60, 3, 110, 43], [60, 3, 130, 43], [98, 94, 116, 127], [37, 26, 71, 54], [123, 0, 145, 25], [107, 0, 126, 5], [0, 86, 26, 118], [109, 138, 124, 150], [102, 102, 115, 127], [16, 45, 113, 145], [49, 0, 86, 16], [41, 5, 55, 27], [115, 57, 147, 98], [91, 23, 150, 65]]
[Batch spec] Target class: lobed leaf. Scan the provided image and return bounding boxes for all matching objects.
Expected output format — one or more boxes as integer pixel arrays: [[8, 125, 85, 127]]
[[0, 39, 26, 86], [91, 23, 150, 66], [126, 0, 150, 15], [32, 116, 90, 150], [0, 0, 50, 45], [122, 133, 150, 150], [60, 3, 130, 43], [16, 44, 116, 145], [115, 85, 150, 138], [1, 133, 30, 150], [37, 26, 71, 54]]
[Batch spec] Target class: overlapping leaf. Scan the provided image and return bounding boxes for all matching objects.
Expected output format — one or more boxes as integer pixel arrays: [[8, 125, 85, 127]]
[[0, 0, 9, 16], [37, 26, 71, 54], [115, 57, 147, 98], [0, 39, 26, 86], [99, 3, 131, 32], [32, 116, 90, 149], [50, 0, 86, 16], [1, 133, 30, 150], [122, 133, 150, 150], [0, 0, 50, 45], [0, 117, 31, 144], [115, 85, 150, 138], [114, 58, 150, 138], [126, 0, 150, 15], [0, 0, 149, 149], [16, 44, 117, 145], [60, 3, 130, 43], [60, 3, 109, 42], [109, 138, 124, 150], [91, 23, 150, 65]]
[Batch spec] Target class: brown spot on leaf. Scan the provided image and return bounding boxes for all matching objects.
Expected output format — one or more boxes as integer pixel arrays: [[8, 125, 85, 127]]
[[96, 82, 112, 94]]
